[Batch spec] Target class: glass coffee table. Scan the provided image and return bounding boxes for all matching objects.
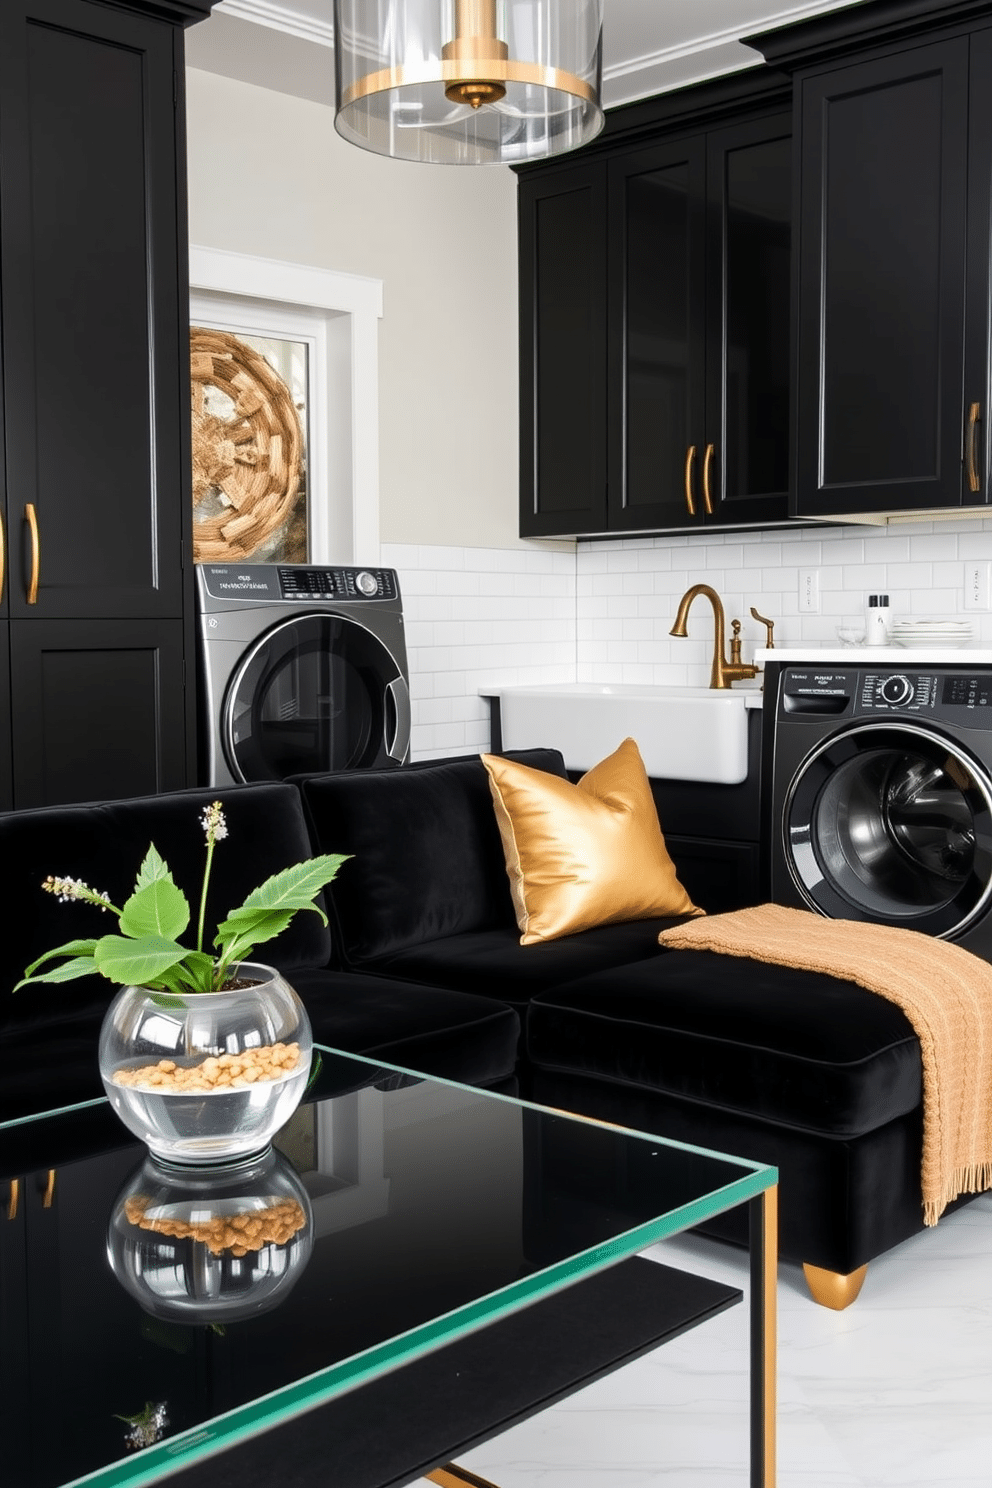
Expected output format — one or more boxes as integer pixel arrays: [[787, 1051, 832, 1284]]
[[0, 1048, 778, 1488]]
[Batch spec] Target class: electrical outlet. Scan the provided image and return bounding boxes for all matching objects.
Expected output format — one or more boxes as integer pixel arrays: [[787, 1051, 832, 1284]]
[[799, 569, 820, 613], [964, 561, 992, 610]]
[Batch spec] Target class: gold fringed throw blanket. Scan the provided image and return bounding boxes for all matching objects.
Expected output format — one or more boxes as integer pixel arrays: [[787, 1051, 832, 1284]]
[[658, 904, 992, 1225]]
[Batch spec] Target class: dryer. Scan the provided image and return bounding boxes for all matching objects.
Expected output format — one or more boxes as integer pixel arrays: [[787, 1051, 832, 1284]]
[[196, 564, 410, 788], [767, 661, 992, 957]]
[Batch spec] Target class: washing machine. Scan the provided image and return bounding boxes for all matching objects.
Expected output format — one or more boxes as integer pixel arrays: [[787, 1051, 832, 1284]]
[[767, 661, 992, 957], [196, 563, 410, 788]]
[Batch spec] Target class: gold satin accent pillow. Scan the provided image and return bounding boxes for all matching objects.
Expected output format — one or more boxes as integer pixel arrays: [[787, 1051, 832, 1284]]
[[482, 737, 703, 945]]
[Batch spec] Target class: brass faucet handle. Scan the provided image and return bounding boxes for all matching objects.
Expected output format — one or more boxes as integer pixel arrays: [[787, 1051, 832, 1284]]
[[750, 606, 775, 649], [729, 618, 743, 665]]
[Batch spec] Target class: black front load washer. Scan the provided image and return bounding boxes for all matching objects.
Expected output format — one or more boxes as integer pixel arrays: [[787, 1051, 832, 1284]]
[[767, 662, 992, 958]]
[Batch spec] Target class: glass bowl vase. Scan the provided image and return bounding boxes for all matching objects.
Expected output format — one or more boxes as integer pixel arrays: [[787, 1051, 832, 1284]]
[[107, 1146, 314, 1323], [98, 962, 313, 1165]]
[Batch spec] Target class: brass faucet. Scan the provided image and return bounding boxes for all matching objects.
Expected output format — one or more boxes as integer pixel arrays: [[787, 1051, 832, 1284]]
[[669, 583, 761, 690]]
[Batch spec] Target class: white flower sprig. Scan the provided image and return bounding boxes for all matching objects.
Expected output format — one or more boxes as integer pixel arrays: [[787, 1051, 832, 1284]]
[[42, 876, 114, 912]]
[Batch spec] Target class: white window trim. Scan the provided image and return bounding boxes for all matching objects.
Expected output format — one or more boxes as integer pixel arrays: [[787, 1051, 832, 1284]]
[[189, 245, 383, 566]]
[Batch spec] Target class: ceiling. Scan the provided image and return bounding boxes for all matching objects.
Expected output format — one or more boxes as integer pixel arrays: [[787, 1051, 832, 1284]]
[[192, 0, 868, 110]]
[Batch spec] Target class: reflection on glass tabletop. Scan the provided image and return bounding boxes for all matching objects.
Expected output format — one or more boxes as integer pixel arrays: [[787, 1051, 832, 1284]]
[[0, 1046, 774, 1488]]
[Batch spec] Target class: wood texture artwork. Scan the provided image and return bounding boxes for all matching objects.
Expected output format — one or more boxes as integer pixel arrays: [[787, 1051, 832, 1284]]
[[190, 327, 305, 562]]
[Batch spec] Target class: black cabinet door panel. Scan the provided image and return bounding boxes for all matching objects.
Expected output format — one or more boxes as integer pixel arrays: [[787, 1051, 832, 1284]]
[[608, 138, 707, 532], [519, 165, 608, 536], [706, 116, 792, 525], [0, 622, 11, 811], [0, 0, 185, 618], [797, 40, 970, 516], [9, 619, 187, 807]]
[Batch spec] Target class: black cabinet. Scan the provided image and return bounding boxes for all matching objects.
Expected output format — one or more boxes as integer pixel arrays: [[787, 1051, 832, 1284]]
[[518, 163, 608, 537], [0, 0, 207, 809], [518, 99, 793, 539], [793, 35, 983, 519]]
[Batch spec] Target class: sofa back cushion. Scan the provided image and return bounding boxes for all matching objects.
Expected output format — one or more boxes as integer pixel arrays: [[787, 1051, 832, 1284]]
[[295, 750, 569, 965], [0, 781, 331, 1041]]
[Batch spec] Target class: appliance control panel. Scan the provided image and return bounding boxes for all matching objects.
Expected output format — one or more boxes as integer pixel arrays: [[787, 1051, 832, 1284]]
[[198, 564, 399, 603], [779, 666, 992, 729]]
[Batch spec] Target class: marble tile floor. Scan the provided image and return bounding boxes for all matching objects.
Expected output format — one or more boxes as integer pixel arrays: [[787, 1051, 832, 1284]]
[[424, 1191, 992, 1488]]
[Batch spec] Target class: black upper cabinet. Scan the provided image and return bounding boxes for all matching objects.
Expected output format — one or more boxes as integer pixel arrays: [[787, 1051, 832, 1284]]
[[519, 103, 793, 538], [518, 164, 608, 537], [0, 0, 202, 808], [794, 36, 981, 519]]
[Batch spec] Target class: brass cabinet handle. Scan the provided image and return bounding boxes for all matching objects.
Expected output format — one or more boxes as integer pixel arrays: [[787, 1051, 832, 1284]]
[[6, 1179, 18, 1221], [24, 502, 39, 604], [43, 1169, 56, 1209], [967, 402, 981, 494], [702, 442, 715, 515], [684, 445, 697, 516]]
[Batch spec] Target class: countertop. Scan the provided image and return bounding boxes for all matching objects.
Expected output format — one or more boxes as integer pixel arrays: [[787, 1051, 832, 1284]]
[[755, 646, 992, 665]]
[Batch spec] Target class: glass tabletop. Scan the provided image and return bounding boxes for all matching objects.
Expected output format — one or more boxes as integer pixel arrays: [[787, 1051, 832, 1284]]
[[0, 1046, 776, 1488]]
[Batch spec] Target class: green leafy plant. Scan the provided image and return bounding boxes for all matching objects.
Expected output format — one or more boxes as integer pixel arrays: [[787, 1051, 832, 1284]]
[[16, 802, 348, 995]]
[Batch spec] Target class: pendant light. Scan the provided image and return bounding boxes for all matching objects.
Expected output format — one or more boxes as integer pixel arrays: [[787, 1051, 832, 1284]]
[[334, 0, 604, 165]]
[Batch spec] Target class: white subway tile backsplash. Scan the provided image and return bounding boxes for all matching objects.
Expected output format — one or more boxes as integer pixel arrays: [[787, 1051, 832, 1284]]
[[387, 518, 992, 757]]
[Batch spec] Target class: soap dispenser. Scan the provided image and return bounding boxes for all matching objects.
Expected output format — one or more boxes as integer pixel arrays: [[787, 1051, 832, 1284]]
[[865, 594, 890, 647]]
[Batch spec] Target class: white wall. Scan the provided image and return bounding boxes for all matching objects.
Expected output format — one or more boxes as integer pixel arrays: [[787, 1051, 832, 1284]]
[[184, 68, 525, 552]]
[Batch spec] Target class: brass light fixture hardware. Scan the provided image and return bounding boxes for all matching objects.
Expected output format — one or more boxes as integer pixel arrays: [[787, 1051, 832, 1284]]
[[6, 1179, 18, 1221], [802, 1261, 868, 1311], [702, 441, 715, 515], [750, 607, 775, 648], [25, 502, 40, 605], [670, 583, 760, 690], [683, 445, 697, 516], [442, 0, 508, 108], [966, 401, 981, 493], [334, 0, 604, 166]]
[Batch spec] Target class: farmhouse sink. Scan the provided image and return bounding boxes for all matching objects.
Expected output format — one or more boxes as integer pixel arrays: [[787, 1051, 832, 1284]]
[[489, 683, 763, 786]]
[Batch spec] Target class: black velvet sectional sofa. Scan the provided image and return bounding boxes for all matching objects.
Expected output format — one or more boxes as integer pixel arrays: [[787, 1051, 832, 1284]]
[[1, 749, 962, 1304]]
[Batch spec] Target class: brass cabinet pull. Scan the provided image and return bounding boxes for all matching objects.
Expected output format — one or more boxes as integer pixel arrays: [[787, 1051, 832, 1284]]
[[25, 502, 39, 604], [702, 442, 715, 515], [6, 1179, 18, 1221], [684, 445, 697, 516], [43, 1169, 56, 1209], [967, 402, 982, 494]]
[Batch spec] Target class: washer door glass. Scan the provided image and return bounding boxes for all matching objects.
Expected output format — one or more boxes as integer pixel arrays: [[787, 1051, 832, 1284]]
[[223, 615, 406, 781], [784, 722, 992, 937]]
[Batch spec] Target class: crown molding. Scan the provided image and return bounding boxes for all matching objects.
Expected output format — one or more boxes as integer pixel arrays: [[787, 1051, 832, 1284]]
[[214, 0, 334, 47], [602, 0, 857, 87]]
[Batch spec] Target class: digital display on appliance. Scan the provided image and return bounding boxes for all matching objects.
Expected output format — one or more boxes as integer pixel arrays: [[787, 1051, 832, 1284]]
[[942, 675, 992, 708]]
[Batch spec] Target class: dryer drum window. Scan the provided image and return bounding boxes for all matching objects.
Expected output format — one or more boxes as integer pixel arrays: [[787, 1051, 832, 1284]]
[[784, 723, 992, 938], [224, 614, 405, 781]]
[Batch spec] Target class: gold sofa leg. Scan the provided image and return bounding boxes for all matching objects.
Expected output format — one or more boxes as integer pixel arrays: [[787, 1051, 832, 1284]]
[[802, 1262, 868, 1310], [427, 1466, 502, 1488]]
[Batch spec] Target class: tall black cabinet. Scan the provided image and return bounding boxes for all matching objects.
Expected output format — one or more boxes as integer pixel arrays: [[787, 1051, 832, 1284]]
[[0, 0, 213, 810]]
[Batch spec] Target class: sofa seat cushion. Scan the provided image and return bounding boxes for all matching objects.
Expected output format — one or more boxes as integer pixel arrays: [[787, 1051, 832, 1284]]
[[356, 920, 691, 1015], [0, 782, 331, 1044], [0, 973, 520, 1125], [526, 950, 922, 1138], [290, 969, 520, 1089], [293, 750, 569, 965]]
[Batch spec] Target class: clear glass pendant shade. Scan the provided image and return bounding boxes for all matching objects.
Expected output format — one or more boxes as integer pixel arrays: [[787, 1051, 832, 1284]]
[[334, 0, 604, 164]]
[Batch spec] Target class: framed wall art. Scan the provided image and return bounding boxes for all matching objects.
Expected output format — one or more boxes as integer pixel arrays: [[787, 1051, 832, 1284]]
[[189, 247, 383, 567]]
